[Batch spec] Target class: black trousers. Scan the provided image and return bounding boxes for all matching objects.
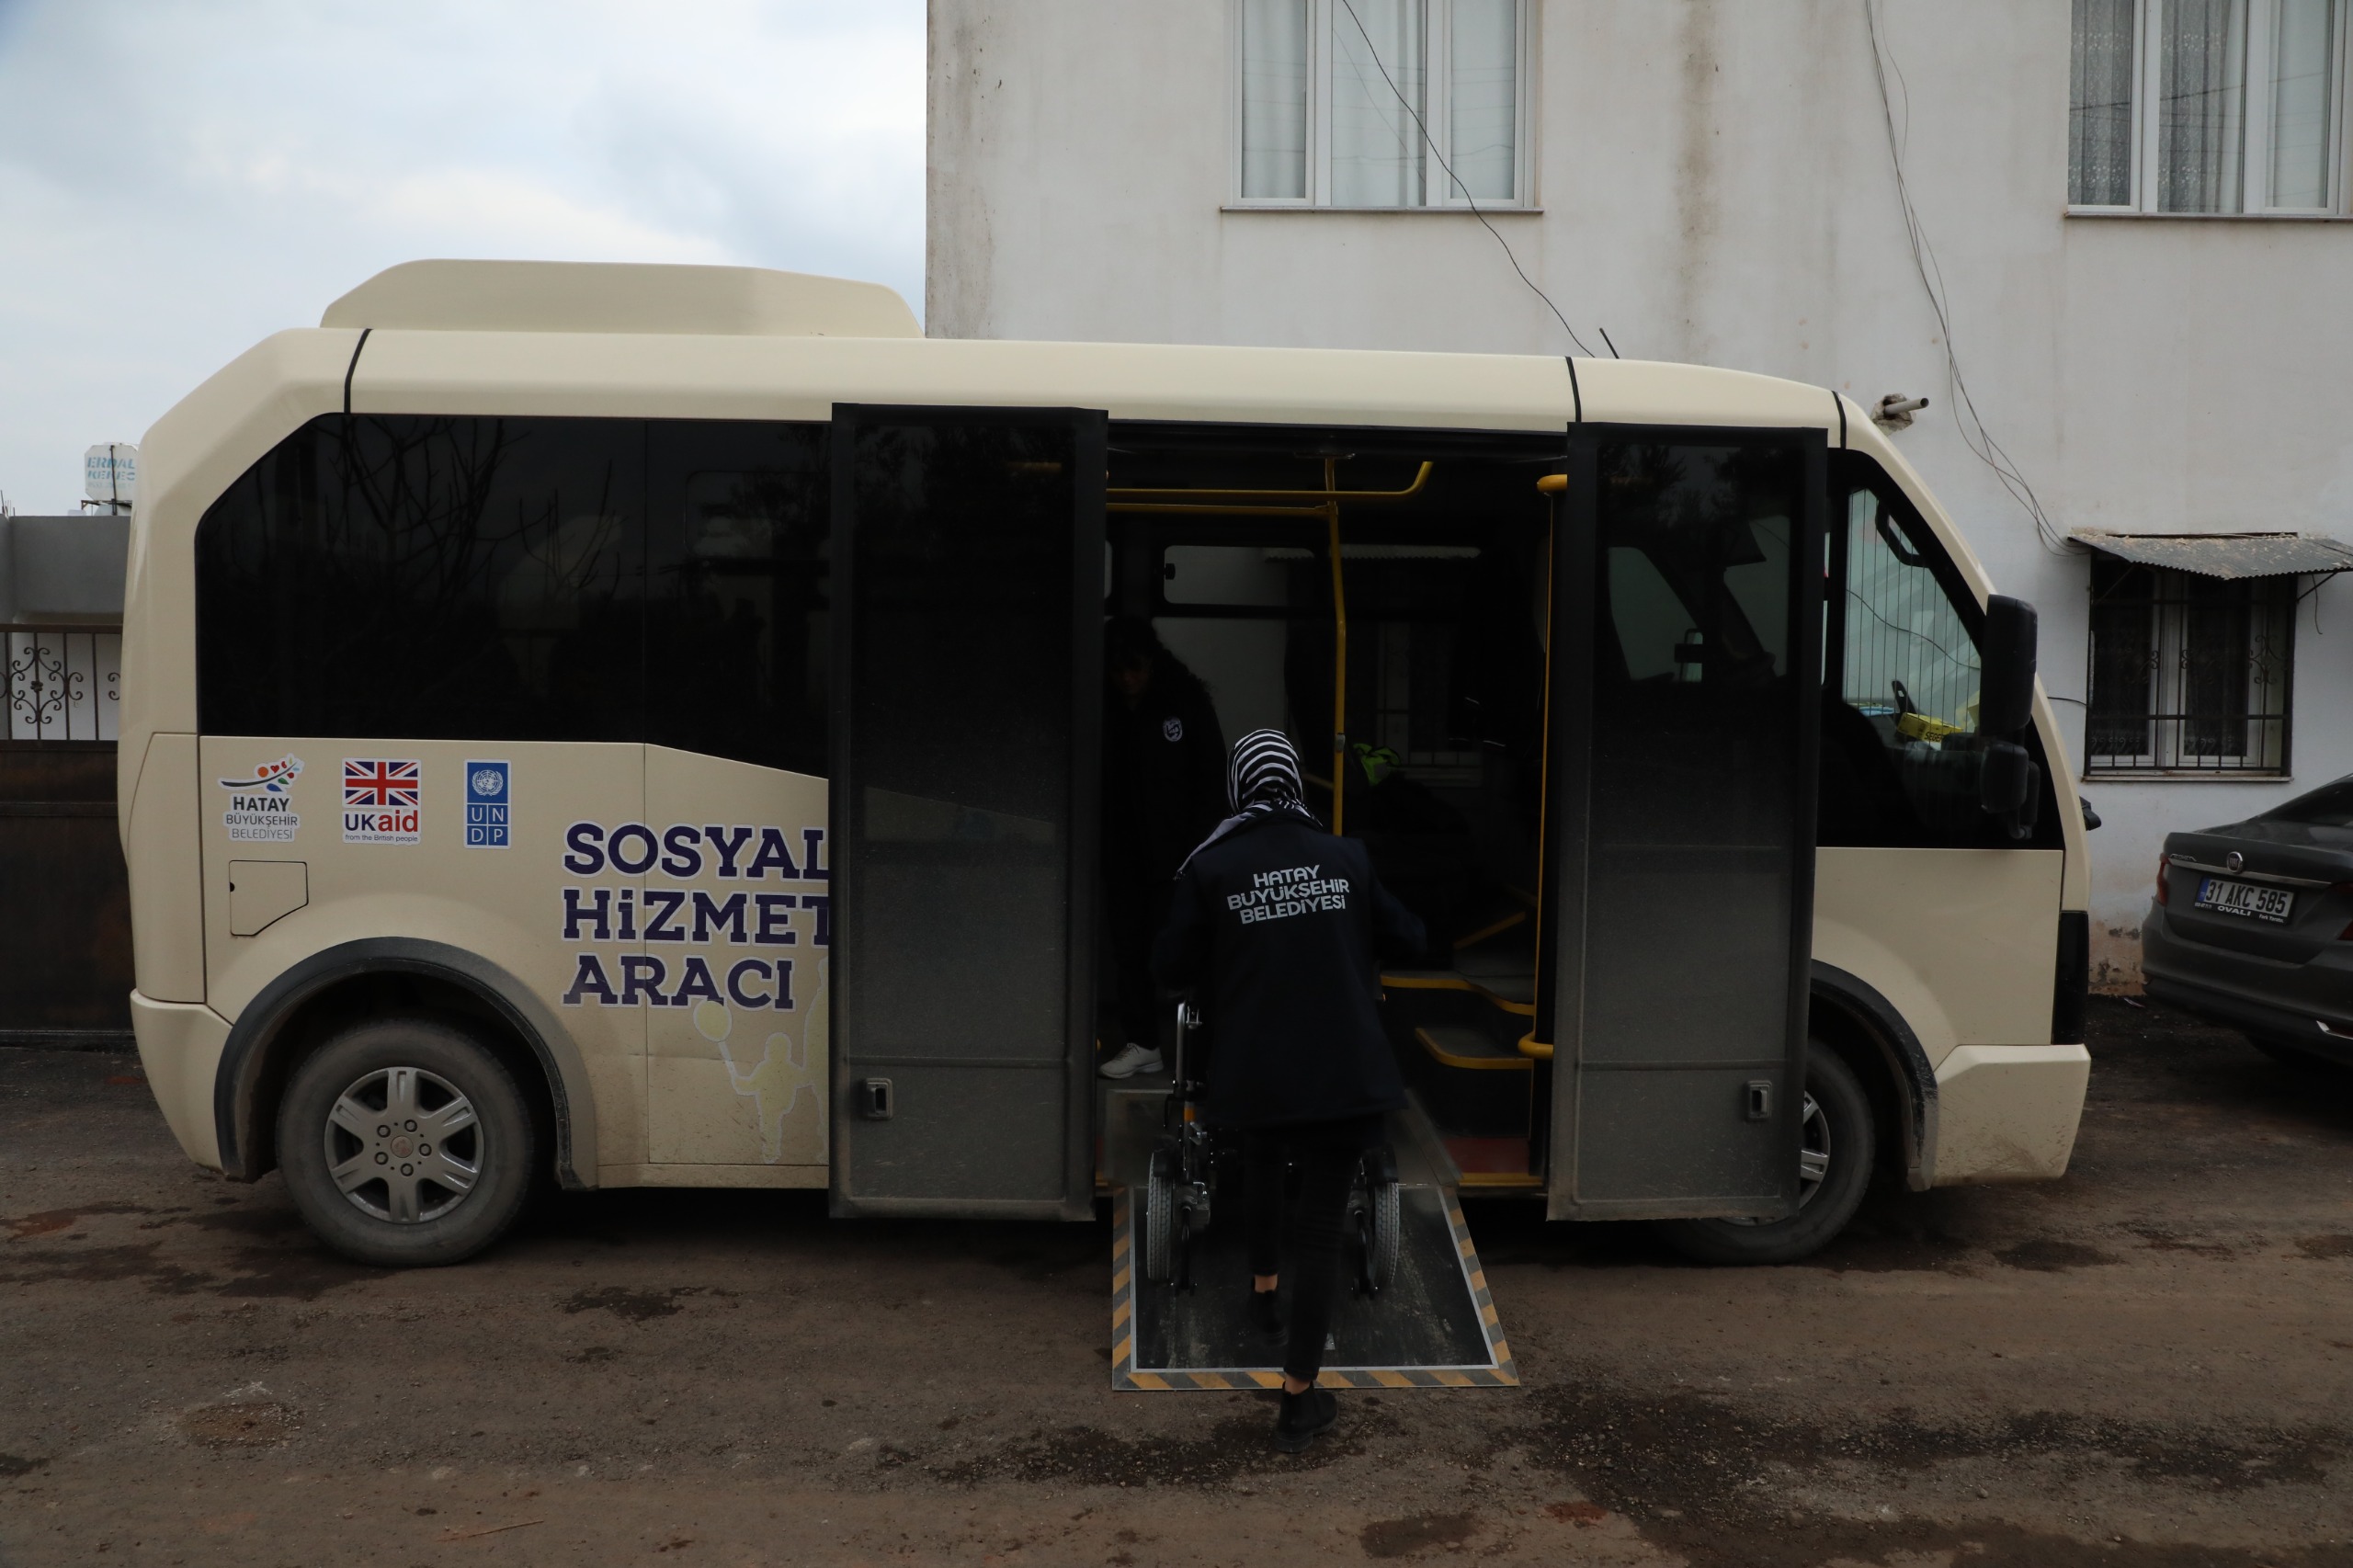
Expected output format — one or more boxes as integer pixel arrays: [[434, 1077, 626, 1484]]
[[1105, 874, 1172, 1051], [1243, 1114, 1382, 1383]]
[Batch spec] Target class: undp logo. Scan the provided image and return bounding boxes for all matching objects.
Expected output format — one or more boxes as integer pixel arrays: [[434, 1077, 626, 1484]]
[[465, 760, 511, 849]]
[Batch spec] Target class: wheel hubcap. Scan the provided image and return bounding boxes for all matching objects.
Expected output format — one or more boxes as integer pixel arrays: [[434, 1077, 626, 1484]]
[[1724, 1090, 1831, 1226], [323, 1065, 483, 1223], [1793, 1091, 1831, 1206]]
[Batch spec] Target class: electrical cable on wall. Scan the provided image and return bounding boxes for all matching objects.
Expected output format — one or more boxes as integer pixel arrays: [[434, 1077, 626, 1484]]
[[1866, 0, 2071, 556], [1336, 0, 1603, 358]]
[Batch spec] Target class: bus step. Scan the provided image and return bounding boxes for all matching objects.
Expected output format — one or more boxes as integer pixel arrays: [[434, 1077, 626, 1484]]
[[1415, 1025, 1532, 1072]]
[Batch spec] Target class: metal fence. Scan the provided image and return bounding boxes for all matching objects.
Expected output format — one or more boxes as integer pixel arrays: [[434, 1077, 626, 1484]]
[[1, 623, 131, 1037], [4, 625, 121, 744]]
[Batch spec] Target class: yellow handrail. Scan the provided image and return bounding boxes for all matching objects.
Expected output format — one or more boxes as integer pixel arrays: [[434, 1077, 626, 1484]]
[[1522, 470, 1563, 1069], [1107, 462, 1433, 504], [1108, 460, 1439, 833]]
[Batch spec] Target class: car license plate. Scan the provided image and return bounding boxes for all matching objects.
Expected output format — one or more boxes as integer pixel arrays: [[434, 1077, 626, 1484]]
[[2196, 877, 2294, 923]]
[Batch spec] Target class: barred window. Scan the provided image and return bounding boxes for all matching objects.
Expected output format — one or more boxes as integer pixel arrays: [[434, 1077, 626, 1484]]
[[2086, 558, 2292, 774]]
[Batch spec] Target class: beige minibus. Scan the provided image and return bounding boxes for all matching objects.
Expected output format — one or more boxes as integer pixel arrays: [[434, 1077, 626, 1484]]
[[119, 260, 2090, 1271]]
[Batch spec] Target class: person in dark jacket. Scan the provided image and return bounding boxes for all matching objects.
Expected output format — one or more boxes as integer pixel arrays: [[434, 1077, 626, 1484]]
[[1153, 728, 1427, 1452], [1098, 617, 1228, 1079]]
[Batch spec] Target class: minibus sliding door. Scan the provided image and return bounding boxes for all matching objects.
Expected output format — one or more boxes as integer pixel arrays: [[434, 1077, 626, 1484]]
[[829, 405, 1108, 1219], [1544, 428, 1824, 1221]]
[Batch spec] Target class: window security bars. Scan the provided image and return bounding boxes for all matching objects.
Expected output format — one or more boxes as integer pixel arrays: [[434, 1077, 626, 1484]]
[[4, 626, 122, 744], [2086, 562, 2291, 774]]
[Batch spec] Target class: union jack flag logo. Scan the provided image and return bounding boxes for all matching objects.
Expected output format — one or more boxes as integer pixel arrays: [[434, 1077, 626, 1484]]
[[343, 758, 420, 808]]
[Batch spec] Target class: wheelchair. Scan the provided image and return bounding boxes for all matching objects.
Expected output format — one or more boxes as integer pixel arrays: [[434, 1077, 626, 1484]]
[[1140, 997, 1403, 1300]]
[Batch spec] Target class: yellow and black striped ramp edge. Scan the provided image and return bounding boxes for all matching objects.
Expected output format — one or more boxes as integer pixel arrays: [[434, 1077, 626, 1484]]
[[1110, 1187, 1518, 1392]]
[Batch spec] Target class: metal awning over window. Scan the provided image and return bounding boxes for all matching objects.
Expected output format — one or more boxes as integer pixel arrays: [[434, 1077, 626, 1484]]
[[2071, 530, 2353, 581]]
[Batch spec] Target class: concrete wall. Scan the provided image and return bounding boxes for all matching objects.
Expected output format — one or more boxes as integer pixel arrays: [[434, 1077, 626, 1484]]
[[2, 515, 130, 624], [926, 0, 2353, 988]]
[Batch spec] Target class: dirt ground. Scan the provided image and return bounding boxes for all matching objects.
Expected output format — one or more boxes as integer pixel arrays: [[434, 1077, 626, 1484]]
[[3, 996, 2352, 1567]]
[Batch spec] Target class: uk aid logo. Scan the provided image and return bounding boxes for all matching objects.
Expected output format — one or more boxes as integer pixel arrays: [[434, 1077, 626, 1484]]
[[218, 755, 302, 843], [465, 762, 511, 848], [342, 758, 422, 844]]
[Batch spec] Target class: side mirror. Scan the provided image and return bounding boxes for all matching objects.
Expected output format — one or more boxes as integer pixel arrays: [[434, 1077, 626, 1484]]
[[1982, 740, 2030, 815], [1979, 739, 2042, 841], [1978, 595, 2038, 737]]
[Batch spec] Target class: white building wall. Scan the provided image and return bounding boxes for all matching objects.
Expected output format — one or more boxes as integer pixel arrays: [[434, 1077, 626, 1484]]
[[926, 0, 2353, 988]]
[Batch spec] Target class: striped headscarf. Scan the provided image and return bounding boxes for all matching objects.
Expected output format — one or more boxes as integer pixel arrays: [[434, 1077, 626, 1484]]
[[1226, 727, 1311, 815], [1181, 728, 1323, 870]]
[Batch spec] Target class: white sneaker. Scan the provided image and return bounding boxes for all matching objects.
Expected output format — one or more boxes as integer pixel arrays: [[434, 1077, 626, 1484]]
[[1098, 1043, 1164, 1080]]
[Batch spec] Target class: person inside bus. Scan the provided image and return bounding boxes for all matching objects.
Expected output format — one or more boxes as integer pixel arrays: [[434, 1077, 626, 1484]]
[[1097, 616, 1228, 1080], [1153, 729, 1427, 1452]]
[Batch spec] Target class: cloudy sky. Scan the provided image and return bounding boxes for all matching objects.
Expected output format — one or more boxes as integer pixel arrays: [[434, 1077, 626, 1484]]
[[0, 0, 925, 514]]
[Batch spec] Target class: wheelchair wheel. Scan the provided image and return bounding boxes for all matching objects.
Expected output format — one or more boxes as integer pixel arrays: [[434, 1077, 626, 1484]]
[[1142, 1147, 1177, 1284], [1347, 1157, 1403, 1297], [1366, 1175, 1401, 1291]]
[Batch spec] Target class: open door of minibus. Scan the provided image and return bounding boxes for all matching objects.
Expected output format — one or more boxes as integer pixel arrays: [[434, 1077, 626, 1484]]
[[827, 405, 1108, 1219], [1541, 428, 1826, 1221]]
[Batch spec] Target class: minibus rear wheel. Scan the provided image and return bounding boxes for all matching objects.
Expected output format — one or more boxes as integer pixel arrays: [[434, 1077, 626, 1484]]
[[276, 1017, 538, 1267], [1653, 1045, 1873, 1267]]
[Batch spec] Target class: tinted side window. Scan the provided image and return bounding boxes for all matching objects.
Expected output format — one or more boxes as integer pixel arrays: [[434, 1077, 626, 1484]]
[[197, 415, 835, 771], [198, 415, 646, 741], [1591, 441, 1806, 846], [645, 421, 831, 774]]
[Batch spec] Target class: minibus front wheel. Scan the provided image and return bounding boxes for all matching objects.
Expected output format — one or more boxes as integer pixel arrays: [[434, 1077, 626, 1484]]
[[276, 1016, 539, 1267], [1653, 1045, 1874, 1267]]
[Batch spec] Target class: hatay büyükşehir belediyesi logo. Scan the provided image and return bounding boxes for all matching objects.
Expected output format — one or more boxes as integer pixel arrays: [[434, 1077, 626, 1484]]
[[218, 755, 304, 842], [218, 755, 301, 794]]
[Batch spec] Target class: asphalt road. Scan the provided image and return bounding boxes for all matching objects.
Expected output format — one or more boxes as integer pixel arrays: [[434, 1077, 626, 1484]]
[[4, 996, 2352, 1567]]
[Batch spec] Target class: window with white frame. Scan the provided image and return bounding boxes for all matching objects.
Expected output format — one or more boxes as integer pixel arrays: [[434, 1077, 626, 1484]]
[[2071, 0, 2350, 213], [1234, 0, 1530, 208]]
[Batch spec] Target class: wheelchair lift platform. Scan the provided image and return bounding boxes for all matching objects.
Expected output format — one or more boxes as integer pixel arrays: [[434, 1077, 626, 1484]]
[[1103, 1096, 1518, 1392]]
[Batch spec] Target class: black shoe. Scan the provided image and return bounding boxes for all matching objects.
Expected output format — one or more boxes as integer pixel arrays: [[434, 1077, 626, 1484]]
[[1273, 1386, 1337, 1453], [1250, 1288, 1284, 1344]]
